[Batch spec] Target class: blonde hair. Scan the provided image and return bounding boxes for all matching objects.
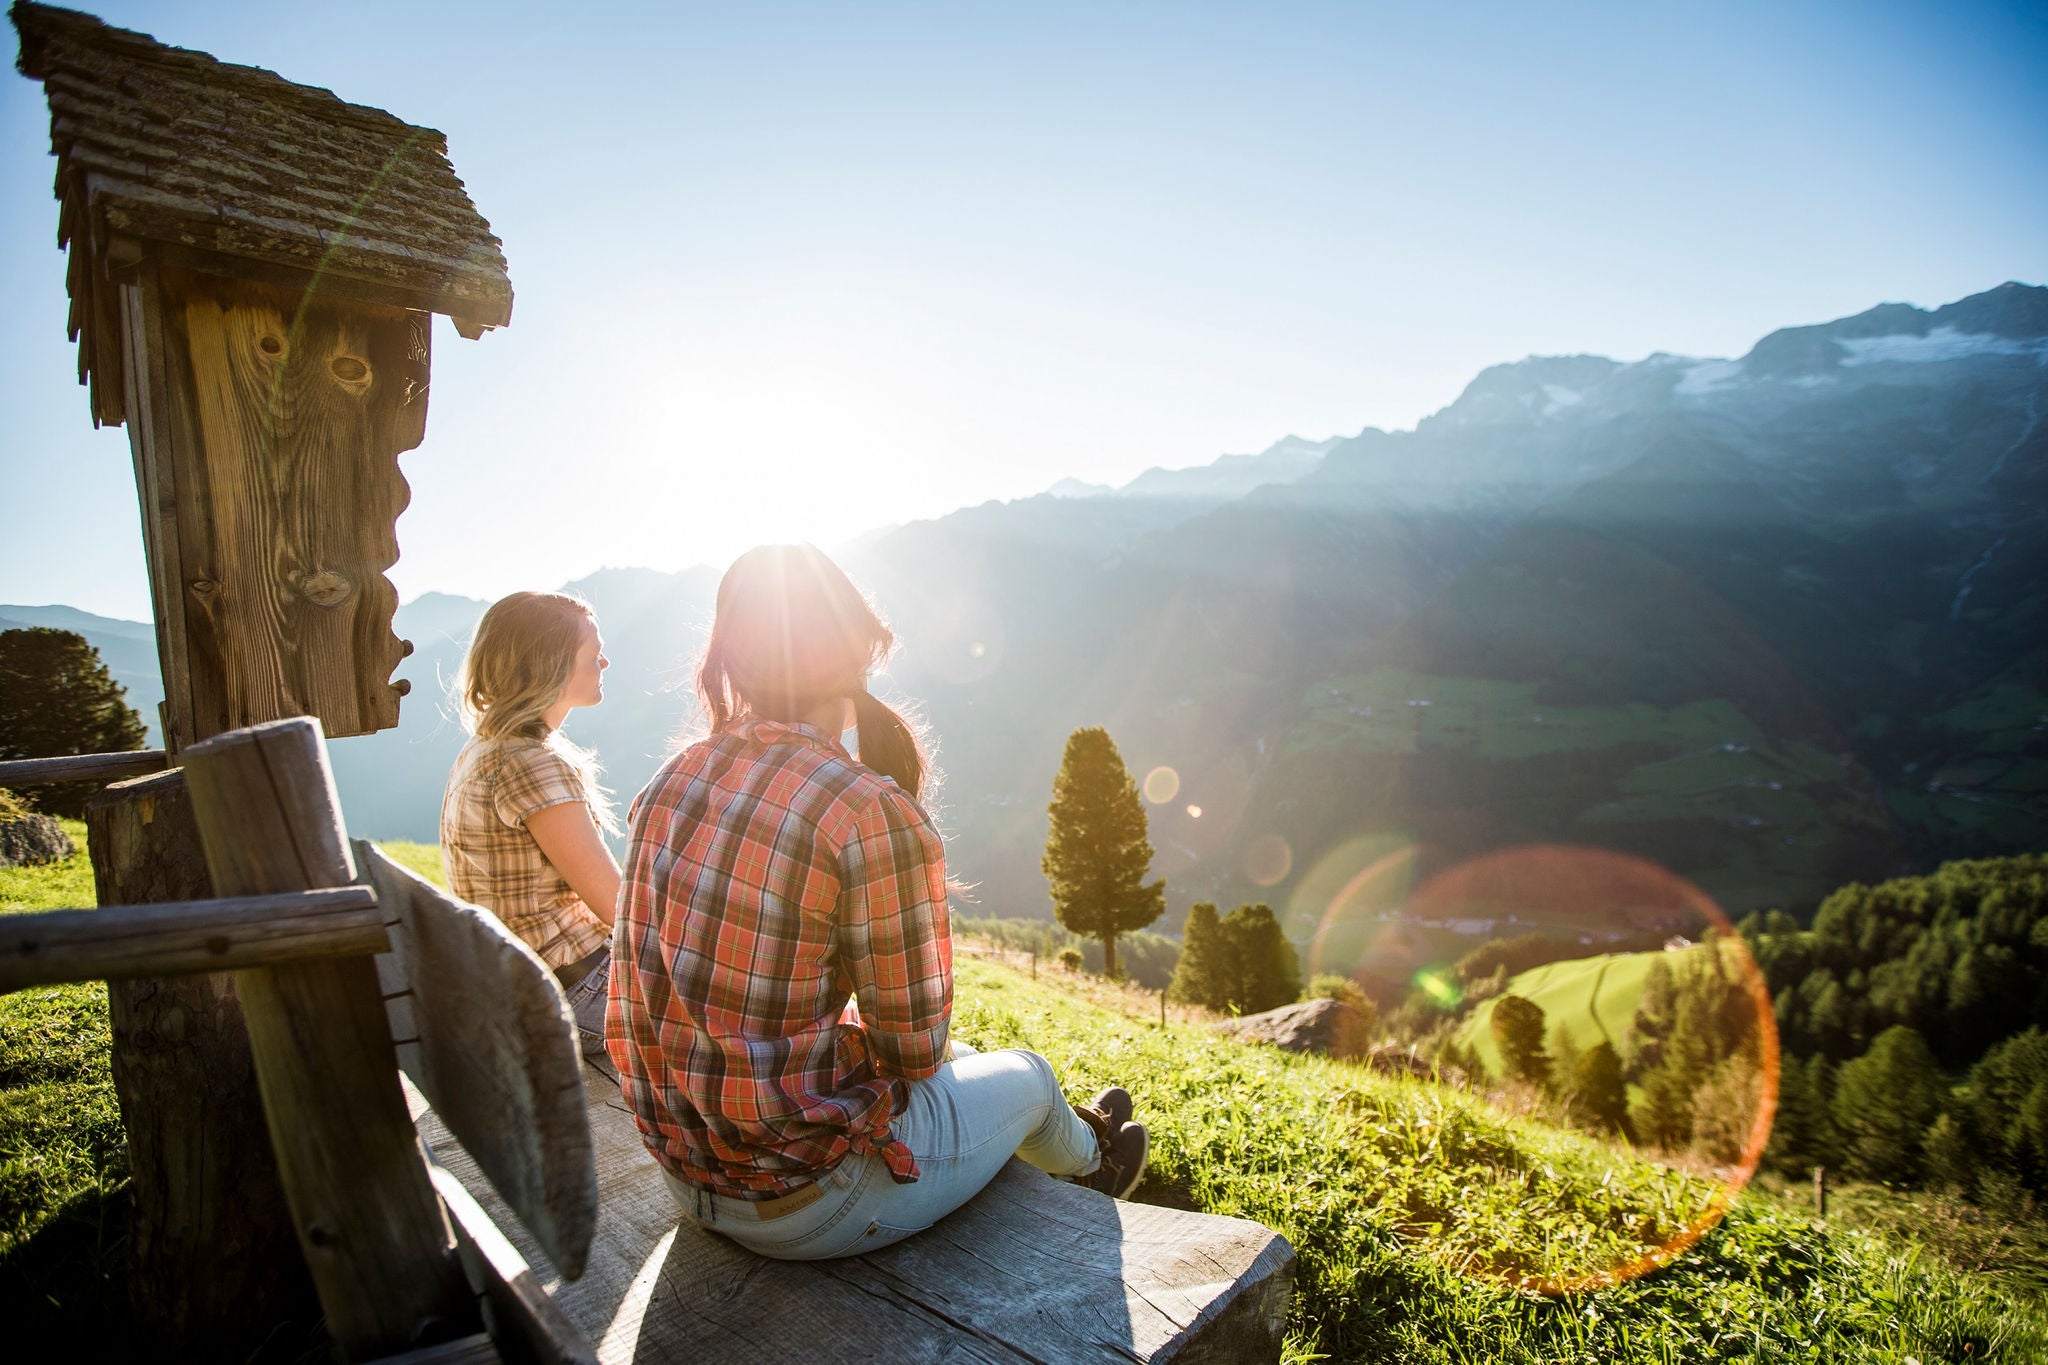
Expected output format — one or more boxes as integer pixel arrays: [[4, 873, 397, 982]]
[[699, 545, 929, 799], [457, 591, 619, 832]]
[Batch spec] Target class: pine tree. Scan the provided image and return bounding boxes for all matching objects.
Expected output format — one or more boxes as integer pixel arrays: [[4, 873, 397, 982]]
[[1169, 902, 1224, 1007], [1042, 727, 1164, 980], [1491, 994, 1551, 1087], [1549, 1023, 1583, 1103], [1831, 1025, 1946, 1184], [0, 628, 148, 818], [1573, 1041, 1631, 1136], [1216, 903, 1300, 1014]]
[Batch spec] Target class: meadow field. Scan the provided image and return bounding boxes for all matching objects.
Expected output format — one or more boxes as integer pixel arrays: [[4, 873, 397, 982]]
[[5, 832, 2047, 1361], [1451, 945, 1709, 1077]]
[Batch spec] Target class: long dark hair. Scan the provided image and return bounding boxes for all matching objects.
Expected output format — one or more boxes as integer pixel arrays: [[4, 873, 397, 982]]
[[697, 545, 928, 798]]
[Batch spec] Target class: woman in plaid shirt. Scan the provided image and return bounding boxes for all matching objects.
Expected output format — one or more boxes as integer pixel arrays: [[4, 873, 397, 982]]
[[608, 545, 1148, 1260]]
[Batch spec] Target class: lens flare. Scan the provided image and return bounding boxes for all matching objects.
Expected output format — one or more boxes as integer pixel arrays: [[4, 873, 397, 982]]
[[1295, 839, 1779, 1295], [1143, 766, 1180, 804], [1421, 845, 1777, 1295], [1244, 833, 1293, 886], [1185, 804, 1203, 819]]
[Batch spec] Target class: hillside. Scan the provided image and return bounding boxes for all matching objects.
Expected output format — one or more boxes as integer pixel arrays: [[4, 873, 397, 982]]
[[5, 827, 2046, 1360], [954, 952, 2044, 1361], [1452, 945, 1706, 1076], [22, 283, 2047, 950]]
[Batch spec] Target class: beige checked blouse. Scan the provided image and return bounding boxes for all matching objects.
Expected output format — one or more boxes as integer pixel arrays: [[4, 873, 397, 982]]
[[440, 736, 611, 971]]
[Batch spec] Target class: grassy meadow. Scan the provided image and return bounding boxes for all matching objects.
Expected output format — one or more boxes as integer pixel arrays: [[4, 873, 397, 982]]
[[1452, 945, 1710, 1076], [5, 828, 2047, 1360], [959, 951, 2048, 1362], [0, 819, 130, 1343]]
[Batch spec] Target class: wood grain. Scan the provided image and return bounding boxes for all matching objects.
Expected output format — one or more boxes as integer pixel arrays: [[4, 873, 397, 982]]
[[125, 266, 425, 747], [85, 768, 315, 1356], [0, 885, 386, 990], [431, 1164, 598, 1365], [359, 841, 597, 1282], [413, 1061, 1295, 1364], [182, 718, 475, 1359], [0, 749, 167, 787]]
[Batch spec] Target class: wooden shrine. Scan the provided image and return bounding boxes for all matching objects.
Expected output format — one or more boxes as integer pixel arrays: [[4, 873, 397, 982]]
[[13, 0, 512, 752]]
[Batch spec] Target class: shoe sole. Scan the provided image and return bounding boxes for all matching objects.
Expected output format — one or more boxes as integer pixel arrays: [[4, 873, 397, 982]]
[[1110, 1125, 1148, 1200]]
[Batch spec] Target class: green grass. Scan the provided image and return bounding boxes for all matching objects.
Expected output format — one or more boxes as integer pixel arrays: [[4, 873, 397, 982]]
[[377, 839, 446, 886], [1453, 946, 1708, 1076], [0, 822, 132, 1347], [956, 954, 2048, 1362], [8, 831, 2047, 1360]]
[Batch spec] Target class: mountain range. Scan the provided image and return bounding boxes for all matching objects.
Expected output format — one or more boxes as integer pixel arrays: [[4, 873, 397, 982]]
[[12, 282, 2044, 957]]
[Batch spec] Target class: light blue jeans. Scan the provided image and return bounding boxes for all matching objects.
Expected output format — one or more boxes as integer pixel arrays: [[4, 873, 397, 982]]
[[664, 1043, 1103, 1261]]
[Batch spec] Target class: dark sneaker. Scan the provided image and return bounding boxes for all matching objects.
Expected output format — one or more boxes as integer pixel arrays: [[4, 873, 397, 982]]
[[1075, 1086, 1133, 1141], [1079, 1121, 1148, 1199]]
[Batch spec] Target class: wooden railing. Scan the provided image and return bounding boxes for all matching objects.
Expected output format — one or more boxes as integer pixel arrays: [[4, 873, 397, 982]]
[[0, 718, 598, 1362]]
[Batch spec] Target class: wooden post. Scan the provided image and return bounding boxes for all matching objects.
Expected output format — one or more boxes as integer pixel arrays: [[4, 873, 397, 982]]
[[1813, 1165, 1827, 1220], [1160, 988, 1167, 1029], [181, 718, 473, 1358], [85, 769, 315, 1354]]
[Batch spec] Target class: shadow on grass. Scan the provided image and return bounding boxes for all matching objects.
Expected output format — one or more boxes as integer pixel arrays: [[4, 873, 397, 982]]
[[0, 1182, 330, 1364]]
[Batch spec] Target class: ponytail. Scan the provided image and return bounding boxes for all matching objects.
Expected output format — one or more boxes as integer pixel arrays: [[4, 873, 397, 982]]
[[850, 686, 925, 800]]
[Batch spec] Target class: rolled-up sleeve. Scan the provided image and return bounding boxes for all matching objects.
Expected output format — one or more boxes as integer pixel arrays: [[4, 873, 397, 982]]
[[837, 786, 952, 1080]]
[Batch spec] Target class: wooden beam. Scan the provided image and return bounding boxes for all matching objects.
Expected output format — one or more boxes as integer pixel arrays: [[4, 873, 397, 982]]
[[429, 1165, 597, 1365], [0, 886, 385, 991], [86, 767, 317, 1354], [0, 749, 168, 787], [182, 717, 475, 1359]]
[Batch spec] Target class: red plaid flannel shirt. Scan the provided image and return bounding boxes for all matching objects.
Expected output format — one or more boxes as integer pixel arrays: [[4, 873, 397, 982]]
[[607, 718, 952, 1198]]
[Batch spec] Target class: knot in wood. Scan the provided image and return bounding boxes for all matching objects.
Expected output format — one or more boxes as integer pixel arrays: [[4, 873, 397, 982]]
[[298, 571, 354, 608], [306, 1222, 339, 1248], [328, 353, 372, 396], [258, 334, 286, 357]]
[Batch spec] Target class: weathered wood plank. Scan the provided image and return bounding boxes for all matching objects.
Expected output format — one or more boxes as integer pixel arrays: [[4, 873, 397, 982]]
[[85, 768, 315, 1354], [183, 718, 475, 1359], [0, 885, 385, 991], [0, 748, 168, 786], [360, 840, 596, 1281], [374, 1333, 502, 1365], [172, 268, 421, 741], [430, 1165, 598, 1365], [414, 1062, 1295, 1364]]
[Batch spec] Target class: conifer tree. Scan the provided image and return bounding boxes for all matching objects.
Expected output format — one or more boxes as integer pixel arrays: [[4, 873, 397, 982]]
[[0, 628, 148, 817], [1042, 727, 1164, 980], [1169, 902, 1224, 1007], [1491, 994, 1551, 1087], [1832, 1025, 1946, 1184], [1216, 903, 1300, 1014], [1549, 1023, 1583, 1102], [1573, 1041, 1631, 1136]]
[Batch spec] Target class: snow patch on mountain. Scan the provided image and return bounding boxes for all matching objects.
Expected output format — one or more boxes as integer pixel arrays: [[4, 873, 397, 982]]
[[1839, 327, 2048, 367], [1676, 360, 1741, 396]]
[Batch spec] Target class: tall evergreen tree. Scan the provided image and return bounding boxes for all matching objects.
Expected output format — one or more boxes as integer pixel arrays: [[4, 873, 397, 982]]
[[1042, 727, 1164, 980], [1168, 902, 1224, 1007], [1831, 1025, 1946, 1184], [1573, 1042, 1631, 1136], [1491, 994, 1551, 1087], [1216, 903, 1300, 1014], [0, 627, 148, 818]]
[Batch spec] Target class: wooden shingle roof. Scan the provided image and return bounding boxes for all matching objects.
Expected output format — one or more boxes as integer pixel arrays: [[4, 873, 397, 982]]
[[11, 1, 512, 422]]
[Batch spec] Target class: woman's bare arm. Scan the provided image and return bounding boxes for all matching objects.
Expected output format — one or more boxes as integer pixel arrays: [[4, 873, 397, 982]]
[[527, 802, 623, 928]]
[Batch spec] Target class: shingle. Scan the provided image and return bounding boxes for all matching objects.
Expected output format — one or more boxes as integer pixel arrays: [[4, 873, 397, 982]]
[[12, 2, 514, 385]]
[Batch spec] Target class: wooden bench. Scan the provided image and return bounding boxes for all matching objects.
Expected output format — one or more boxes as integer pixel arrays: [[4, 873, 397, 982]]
[[3, 719, 1295, 1362]]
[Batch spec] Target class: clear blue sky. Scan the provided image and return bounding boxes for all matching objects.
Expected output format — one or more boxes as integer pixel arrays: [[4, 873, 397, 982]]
[[4, 0, 2045, 618]]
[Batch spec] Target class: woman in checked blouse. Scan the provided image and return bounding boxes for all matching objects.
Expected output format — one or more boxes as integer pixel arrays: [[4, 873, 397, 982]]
[[441, 591, 623, 1077], [608, 544, 1147, 1261]]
